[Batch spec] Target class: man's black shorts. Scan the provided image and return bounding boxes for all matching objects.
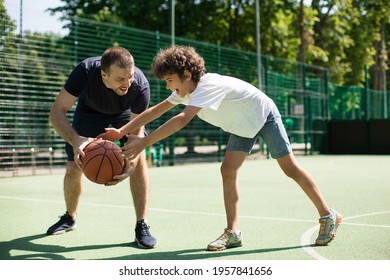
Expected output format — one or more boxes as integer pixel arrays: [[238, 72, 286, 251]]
[[65, 106, 131, 161]]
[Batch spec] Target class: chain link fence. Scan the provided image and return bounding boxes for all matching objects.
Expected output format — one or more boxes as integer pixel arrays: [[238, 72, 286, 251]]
[[1, 10, 388, 176]]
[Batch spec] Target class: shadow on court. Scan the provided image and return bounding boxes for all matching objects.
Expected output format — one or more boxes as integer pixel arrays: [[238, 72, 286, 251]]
[[0, 233, 312, 260], [107, 245, 312, 260], [0, 233, 129, 260]]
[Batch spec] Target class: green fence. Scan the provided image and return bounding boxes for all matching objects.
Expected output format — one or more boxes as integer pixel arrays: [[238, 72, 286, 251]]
[[329, 85, 390, 121], [0, 14, 388, 176]]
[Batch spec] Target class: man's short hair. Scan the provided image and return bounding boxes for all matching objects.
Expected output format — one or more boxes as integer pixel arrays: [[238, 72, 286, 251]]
[[101, 47, 134, 73]]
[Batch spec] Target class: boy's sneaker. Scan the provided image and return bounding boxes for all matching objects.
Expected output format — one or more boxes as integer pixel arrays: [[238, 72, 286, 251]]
[[47, 212, 76, 235], [135, 219, 157, 249], [207, 228, 243, 251], [315, 209, 342, 246]]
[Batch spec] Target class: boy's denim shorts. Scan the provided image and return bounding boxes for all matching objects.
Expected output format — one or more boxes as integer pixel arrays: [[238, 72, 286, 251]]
[[226, 103, 292, 159]]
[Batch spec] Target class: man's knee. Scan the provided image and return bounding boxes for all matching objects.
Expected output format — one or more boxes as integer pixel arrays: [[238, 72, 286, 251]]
[[66, 161, 83, 176]]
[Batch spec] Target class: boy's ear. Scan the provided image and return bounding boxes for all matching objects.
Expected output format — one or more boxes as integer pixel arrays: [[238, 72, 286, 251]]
[[183, 70, 192, 81]]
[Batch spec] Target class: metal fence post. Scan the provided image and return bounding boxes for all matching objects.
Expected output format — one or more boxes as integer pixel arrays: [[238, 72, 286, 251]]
[[31, 148, 36, 175], [73, 16, 79, 67], [364, 65, 369, 120], [49, 147, 53, 174], [12, 148, 18, 176]]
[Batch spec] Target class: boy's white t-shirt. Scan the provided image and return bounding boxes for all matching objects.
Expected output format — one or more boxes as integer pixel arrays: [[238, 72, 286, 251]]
[[166, 73, 274, 138]]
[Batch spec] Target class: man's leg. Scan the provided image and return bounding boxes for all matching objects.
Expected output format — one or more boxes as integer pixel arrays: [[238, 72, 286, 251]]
[[64, 161, 83, 219], [129, 152, 156, 248], [129, 152, 150, 221], [47, 161, 82, 235]]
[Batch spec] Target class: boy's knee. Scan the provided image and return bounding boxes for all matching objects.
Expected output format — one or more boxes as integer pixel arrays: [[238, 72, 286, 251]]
[[220, 162, 236, 178], [282, 165, 302, 179]]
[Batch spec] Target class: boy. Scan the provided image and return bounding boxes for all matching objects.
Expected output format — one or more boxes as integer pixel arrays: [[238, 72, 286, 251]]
[[99, 45, 341, 251]]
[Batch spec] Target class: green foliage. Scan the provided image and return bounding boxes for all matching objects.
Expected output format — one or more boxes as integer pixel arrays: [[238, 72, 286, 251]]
[[44, 0, 389, 89]]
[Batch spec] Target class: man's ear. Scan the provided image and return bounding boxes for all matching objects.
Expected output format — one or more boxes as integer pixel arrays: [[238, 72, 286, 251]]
[[101, 69, 108, 80]]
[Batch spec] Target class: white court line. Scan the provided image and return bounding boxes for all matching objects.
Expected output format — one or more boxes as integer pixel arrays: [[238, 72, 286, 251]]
[[1, 195, 389, 228], [2, 195, 390, 229], [301, 226, 329, 260]]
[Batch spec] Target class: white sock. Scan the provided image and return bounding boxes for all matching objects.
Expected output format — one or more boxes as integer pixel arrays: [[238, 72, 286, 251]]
[[228, 228, 241, 235], [321, 211, 333, 219]]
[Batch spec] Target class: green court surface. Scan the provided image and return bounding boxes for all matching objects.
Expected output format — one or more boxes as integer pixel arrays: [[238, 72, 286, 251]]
[[0, 155, 389, 260]]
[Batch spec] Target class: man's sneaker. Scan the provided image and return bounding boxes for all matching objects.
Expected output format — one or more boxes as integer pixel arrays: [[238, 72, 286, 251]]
[[135, 219, 157, 249], [47, 212, 76, 235], [207, 228, 243, 251], [315, 209, 342, 246]]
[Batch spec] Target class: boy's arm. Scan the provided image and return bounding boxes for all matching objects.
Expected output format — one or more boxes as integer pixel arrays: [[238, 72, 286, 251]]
[[98, 100, 176, 141], [145, 105, 201, 145], [123, 105, 201, 159]]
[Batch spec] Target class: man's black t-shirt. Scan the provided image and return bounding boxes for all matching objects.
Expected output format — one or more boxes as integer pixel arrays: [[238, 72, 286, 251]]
[[64, 56, 150, 115]]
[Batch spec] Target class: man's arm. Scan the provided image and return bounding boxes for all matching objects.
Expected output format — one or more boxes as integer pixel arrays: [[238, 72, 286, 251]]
[[49, 88, 92, 164], [49, 88, 79, 145]]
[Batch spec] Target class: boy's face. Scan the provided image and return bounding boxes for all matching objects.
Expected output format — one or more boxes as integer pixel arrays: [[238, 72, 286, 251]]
[[101, 64, 134, 96], [163, 71, 196, 98]]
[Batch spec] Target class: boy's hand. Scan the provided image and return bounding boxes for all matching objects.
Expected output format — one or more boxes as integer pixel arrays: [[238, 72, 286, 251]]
[[122, 135, 147, 160], [97, 127, 122, 142]]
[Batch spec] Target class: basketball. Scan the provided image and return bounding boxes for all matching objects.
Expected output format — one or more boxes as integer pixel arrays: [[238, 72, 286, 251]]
[[81, 139, 124, 184]]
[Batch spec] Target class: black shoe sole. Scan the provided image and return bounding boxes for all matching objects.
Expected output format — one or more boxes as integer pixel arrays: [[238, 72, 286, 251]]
[[47, 225, 77, 235], [135, 238, 156, 249]]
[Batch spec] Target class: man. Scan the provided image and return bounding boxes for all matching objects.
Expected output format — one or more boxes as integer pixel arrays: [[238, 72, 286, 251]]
[[47, 46, 156, 249]]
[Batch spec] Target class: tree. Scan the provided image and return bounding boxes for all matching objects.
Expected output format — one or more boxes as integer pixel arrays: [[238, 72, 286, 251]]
[[353, 0, 389, 91], [34, 0, 390, 90]]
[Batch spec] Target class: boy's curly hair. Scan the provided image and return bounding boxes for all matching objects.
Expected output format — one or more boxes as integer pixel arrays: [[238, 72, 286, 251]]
[[151, 45, 206, 82]]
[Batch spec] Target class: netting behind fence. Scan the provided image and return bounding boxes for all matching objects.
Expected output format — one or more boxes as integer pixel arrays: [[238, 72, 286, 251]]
[[5, 9, 387, 175]]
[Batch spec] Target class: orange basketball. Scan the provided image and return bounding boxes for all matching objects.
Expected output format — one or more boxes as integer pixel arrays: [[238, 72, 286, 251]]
[[81, 139, 124, 184]]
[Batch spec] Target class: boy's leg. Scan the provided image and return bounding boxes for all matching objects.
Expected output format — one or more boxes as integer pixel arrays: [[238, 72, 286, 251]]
[[276, 152, 330, 217], [277, 153, 341, 245], [207, 150, 246, 251], [220, 150, 248, 230], [260, 104, 341, 245]]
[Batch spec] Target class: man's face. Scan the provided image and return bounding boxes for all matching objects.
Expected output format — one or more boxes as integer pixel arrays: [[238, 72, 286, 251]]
[[101, 64, 134, 96]]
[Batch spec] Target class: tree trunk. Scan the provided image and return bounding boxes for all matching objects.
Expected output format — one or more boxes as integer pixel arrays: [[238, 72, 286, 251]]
[[298, 0, 305, 63]]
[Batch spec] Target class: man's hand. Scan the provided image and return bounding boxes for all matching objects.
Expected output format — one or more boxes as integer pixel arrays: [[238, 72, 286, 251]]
[[104, 158, 135, 186], [73, 136, 96, 167]]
